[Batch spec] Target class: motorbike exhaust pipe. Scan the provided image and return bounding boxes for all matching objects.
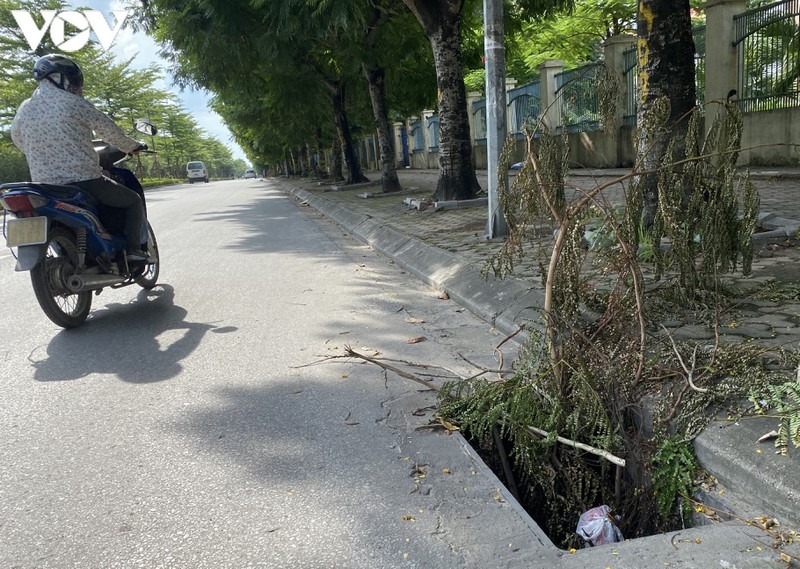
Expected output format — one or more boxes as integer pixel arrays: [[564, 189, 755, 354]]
[[67, 273, 127, 293]]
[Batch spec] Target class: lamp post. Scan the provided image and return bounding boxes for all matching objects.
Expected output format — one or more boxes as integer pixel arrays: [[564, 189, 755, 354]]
[[483, 0, 508, 238]]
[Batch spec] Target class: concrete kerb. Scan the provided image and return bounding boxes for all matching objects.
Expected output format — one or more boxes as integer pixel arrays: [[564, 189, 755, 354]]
[[757, 212, 800, 241], [694, 417, 800, 529]]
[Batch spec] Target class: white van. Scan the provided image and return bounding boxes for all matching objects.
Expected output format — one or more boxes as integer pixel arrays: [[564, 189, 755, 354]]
[[187, 161, 209, 183]]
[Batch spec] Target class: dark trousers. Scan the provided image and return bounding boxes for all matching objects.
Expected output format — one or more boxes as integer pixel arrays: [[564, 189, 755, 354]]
[[73, 176, 145, 250]]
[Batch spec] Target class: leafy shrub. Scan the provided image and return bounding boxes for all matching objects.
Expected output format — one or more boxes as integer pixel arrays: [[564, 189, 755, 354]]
[[651, 435, 698, 522], [0, 146, 30, 184]]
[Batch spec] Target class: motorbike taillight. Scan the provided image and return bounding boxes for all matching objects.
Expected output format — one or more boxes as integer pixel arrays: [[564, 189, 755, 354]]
[[0, 193, 47, 215]]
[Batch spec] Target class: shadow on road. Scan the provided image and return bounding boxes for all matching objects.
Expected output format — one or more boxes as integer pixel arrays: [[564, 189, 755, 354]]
[[30, 284, 237, 383]]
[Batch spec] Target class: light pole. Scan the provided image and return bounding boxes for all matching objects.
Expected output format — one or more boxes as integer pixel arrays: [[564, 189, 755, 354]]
[[483, 0, 508, 239]]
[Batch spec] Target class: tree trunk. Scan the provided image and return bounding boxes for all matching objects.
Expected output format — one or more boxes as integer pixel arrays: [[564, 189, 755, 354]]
[[330, 82, 370, 185], [330, 134, 344, 182], [364, 65, 402, 193], [636, 0, 696, 228], [403, 0, 480, 201]]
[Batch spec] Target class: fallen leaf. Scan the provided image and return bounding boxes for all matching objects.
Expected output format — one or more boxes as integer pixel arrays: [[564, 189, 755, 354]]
[[756, 429, 779, 443], [406, 336, 427, 344], [437, 291, 450, 300], [437, 417, 459, 431], [401, 515, 415, 522]]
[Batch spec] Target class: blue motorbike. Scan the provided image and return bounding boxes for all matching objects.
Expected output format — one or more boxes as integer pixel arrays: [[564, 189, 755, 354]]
[[0, 120, 160, 328]]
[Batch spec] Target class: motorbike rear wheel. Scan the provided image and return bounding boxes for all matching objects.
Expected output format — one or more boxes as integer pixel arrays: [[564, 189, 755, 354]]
[[134, 222, 159, 289], [30, 226, 92, 328]]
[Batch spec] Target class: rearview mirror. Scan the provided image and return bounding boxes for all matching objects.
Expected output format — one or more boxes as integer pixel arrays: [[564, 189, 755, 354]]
[[134, 120, 157, 136]]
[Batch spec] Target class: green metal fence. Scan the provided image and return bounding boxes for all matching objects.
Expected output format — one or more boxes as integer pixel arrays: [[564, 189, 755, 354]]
[[623, 45, 638, 126], [556, 63, 603, 133], [471, 99, 487, 144], [734, 0, 800, 112], [508, 80, 541, 135]]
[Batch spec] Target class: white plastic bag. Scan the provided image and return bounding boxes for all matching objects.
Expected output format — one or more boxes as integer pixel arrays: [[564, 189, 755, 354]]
[[576, 505, 624, 547]]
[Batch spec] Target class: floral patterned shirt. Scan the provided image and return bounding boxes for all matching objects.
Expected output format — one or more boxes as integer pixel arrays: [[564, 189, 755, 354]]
[[10, 80, 141, 185]]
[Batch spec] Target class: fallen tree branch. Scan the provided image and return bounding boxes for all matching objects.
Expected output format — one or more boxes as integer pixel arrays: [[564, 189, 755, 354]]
[[661, 325, 709, 393], [344, 346, 438, 390], [494, 324, 526, 378], [519, 423, 626, 467]]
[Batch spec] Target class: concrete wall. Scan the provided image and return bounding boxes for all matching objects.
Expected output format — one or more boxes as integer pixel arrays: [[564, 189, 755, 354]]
[[741, 109, 800, 166]]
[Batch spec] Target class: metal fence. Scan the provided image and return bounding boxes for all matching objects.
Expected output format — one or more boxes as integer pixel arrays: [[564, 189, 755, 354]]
[[471, 99, 487, 144], [694, 25, 707, 111], [623, 45, 638, 126], [734, 0, 800, 112], [556, 63, 603, 133], [508, 80, 541, 135], [409, 119, 424, 152], [426, 115, 440, 150]]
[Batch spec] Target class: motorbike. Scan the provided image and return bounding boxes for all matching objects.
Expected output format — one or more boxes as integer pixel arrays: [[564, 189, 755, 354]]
[[0, 120, 160, 328]]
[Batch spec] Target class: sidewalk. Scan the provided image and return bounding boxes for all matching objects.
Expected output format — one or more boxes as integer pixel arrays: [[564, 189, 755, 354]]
[[272, 168, 800, 568]]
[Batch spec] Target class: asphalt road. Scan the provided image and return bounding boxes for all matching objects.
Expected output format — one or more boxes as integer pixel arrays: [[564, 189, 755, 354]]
[[0, 179, 544, 568]]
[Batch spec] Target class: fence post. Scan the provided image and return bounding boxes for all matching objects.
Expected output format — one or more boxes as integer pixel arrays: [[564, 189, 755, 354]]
[[392, 122, 404, 168], [467, 91, 482, 146], [705, 0, 747, 123], [603, 35, 637, 166], [422, 109, 435, 168], [539, 59, 564, 132], [505, 77, 517, 131]]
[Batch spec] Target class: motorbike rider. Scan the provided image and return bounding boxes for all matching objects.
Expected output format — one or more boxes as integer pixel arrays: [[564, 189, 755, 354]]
[[10, 54, 149, 262]]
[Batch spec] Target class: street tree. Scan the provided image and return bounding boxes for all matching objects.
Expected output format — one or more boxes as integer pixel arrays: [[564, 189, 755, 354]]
[[635, 0, 696, 228], [141, 0, 374, 184], [401, 0, 482, 201], [401, 0, 577, 201]]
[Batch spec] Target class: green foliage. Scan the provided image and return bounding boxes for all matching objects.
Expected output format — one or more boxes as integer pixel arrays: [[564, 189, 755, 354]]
[[486, 125, 568, 280], [645, 100, 760, 296], [751, 280, 800, 302], [651, 436, 698, 521], [0, 138, 29, 183], [749, 380, 800, 455], [515, 0, 636, 71], [439, 335, 625, 548], [140, 178, 183, 189]]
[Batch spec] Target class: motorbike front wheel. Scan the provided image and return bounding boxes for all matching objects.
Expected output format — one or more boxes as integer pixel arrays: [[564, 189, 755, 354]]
[[134, 222, 159, 289], [30, 226, 92, 328]]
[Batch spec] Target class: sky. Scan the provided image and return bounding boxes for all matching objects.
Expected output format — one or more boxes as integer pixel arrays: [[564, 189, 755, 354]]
[[71, 0, 249, 163]]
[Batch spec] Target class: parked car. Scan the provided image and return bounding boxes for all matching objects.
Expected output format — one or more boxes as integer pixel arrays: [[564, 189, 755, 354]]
[[187, 161, 209, 183], [244, 169, 256, 179]]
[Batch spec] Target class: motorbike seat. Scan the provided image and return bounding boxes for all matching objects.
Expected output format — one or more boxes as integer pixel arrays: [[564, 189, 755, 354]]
[[0, 182, 99, 208]]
